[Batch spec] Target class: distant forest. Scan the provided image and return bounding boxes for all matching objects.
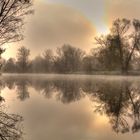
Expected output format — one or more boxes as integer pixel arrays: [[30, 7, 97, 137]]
[[2, 18, 140, 74], [1, 43, 140, 74]]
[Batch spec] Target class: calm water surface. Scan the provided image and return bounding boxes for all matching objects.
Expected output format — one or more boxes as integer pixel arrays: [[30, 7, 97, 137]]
[[0, 74, 140, 140]]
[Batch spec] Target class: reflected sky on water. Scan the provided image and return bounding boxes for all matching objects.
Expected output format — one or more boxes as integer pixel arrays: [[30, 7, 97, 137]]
[[1, 74, 140, 140]]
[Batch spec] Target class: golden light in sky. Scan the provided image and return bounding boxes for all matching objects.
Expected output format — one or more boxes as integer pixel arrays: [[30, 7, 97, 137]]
[[96, 25, 110, 36], [2, 44, 18, 60], [2, 0, 140, 59]]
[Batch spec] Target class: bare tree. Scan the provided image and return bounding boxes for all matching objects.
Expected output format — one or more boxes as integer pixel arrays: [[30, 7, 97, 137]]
[[3, 57, 16, 72], [42, 49, 54, 73], [0, 0, 33, 46], [95, 19, 140, 74], [0, 0, 33, 72], [55, 44, 84, 73], [0, 96, 23, 140], [31, 55, 44, 73], [16, 46, 30, 73]]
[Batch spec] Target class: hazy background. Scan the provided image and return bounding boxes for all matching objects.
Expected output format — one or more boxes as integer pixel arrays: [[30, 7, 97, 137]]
[[2, 0, 140, 59]]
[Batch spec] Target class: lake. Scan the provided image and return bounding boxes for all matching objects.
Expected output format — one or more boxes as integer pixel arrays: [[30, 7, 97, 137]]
[[0, 74, 140, 140]]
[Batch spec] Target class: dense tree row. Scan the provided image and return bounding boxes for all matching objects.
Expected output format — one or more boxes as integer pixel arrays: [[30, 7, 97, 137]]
[[1, 43, 140, 74]]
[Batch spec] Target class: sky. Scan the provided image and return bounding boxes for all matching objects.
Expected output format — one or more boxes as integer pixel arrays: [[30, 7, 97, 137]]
[[2, 0, 140, 59]]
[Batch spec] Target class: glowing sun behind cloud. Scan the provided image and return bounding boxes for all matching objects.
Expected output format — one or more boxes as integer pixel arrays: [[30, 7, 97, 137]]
[[1, 44, 18, 60]]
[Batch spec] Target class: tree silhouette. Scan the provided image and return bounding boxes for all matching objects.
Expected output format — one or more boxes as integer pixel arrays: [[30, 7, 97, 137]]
[[54, 44, 84, 73], [16, 46, 30, 73], [0, 93, 23, 139], [0, 0, 33, 73], [95, 19, 140, 74], [0, 0, 33, 46]]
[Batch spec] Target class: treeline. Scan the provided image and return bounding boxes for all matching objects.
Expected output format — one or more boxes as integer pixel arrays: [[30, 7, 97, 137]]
[[2, 45, 97, 73], [2, 18, 140, 74], [1, 43, 140, 74]]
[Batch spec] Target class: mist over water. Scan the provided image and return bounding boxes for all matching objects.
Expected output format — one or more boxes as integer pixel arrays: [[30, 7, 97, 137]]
[[1, 74, 140, 140]]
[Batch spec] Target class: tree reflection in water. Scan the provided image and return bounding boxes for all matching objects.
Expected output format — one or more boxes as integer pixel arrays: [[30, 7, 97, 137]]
[[0, 95, 23, 140], [2, 76, 140, 134], [82, 80, 140, 133]]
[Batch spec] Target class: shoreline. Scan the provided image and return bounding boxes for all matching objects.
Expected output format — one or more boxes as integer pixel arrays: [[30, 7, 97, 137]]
[[2, 71, 140, 76]]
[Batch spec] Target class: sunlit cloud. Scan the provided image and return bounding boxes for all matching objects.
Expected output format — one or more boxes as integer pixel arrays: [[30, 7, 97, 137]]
[[26, 2, 95, 56], [3, 0, 140, 59], [45, 0, 108, 35]]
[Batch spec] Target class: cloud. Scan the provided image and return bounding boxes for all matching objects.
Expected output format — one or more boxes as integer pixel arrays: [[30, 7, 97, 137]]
[[46, 0, 107, 33], [5, 0, 140, 59], [106, 0, 140, 24], [26, 2, 95, 57]]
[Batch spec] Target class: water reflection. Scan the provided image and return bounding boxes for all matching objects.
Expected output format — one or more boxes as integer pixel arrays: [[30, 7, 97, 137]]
[[0, 94, 23, 140], [1, 75, 140, 135], [89, 81, 140, 133]]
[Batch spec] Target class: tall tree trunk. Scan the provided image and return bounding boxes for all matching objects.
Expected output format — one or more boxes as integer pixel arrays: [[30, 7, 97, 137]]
[[124, 42, 136, 74], [117, 36, 125, 74]]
